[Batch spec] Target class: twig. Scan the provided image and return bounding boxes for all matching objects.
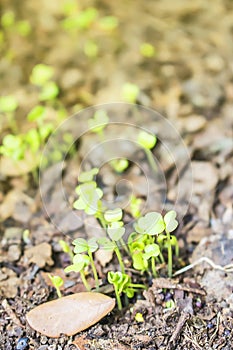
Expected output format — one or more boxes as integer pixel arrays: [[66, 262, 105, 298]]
[[173, 257, 233, 277], [169, 311, 190, 344], [152, 278, 206, 295], [183, 333, 202, 350], [2, 299, 23, 327], [209, 312, 221, 346]]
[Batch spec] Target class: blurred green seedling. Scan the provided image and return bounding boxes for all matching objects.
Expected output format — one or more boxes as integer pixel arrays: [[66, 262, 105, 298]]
[[0, 95, 18, 132], [129, 194, 142, 218], [137, 130, 157, 173], [122, 82, 140, 103], [59, 240, 73, 261], [110, 158, 129, 173], [48, 274, 64, 298], [108, 271, 145, 310], [140, 43, 156, 58], [72, 238, 99, 290], [88, 110, 109, 139], [64, 253, 91, 291]]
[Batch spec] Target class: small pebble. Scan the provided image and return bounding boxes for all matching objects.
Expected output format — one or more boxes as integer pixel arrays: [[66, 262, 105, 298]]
[[16, 337, 29, 350], [224, 329, 231, 336]]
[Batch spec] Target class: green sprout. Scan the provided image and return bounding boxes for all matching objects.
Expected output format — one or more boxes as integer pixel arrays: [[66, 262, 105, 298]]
[[62, 7, 98, 31], [158, 210, 179, 277], [73, 168, 106, 227], [39, 81, 59, 101], [0, 134, 25, 160], [84, 40, 98, 58], [122, 83, 140, 103], [137, 130, 157, 173], [72, 238, 99, 290], [88, 110, 109, 139], [108, 271, 145, 310], [59, 239, 74, 261], [110, 158, 129, 173], [134, 211, 165, 236], [98, 16, 118, 31], [48, 274, 64, 298], [143, 243, 160, 277], [129, 194, 142, 218], [30, 64, 54, 86], [0, 95, 18, 131], [1, 11, 15, 28], [140, 43, 156, 58], [64, 253, 91, 291]]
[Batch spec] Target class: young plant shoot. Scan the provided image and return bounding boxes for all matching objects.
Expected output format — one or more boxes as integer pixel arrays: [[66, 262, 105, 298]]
[[137, 130, 157, 174], [48, 274, 64, 298], [64, 253, 91, 291]]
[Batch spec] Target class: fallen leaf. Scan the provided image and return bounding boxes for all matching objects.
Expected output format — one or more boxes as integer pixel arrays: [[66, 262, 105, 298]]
[[26, 292, 115, 337], [24, 242, 54, 268]]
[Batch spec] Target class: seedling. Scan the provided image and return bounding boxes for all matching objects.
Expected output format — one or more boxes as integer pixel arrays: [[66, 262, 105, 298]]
[[88, 110, 109, 139], [64, 253, 91, 291], [104, 208, 127, 271], [143, 243, 160, 277], [110, 158, 129, 173], [129, 194, 142, 218], [122, 83, 140, 103], [72, 238, 99, 290], [159, 210, 179, 277], [0, 134, 25, 160], [0, 95, 18, 132], [59, 239, 74, 261], [137, 130, 157, 173], [108, 271, 145, 310], [73, 168, 106, 227], [48, 274, 64, 298], [135, 312, 144, 323], [140, 43, 156, 58]]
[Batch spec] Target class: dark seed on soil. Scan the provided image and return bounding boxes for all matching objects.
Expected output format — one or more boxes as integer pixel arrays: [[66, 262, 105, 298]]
[[16, 337, 29, 350]]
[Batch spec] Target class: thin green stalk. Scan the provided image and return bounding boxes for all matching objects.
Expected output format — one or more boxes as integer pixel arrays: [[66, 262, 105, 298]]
[[159, 251, 165, 264], [120, 238, 130, 254], [128, 283, 146, 289], [88, 251, 99, 291], [166, 230, 173, 277], [95, 211, 107, 229], [114, 245, 125, 274], [56, 287, 62, 298], [144, 148, 157, 174], [80, 270, 91, 291], [151, 256, 157, 277], [114, 285, 122, 310]]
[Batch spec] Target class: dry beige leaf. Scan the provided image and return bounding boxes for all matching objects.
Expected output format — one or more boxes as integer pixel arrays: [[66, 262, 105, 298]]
[[26, 292, 115, 337], [24, 242, 54, 268]]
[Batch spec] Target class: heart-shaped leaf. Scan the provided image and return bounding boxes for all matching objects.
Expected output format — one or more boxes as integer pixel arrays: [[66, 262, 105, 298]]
[[107, 226, 125, 241], [78, 168, 99, 183], [73, 238, 88, 253], [137, 131, 157, 150], [104, 208, 123, 223], [98, 238, 115, 251], [164, 210, 178, 233], [143, 243, 160, 260], [134, 212, 165, 235]]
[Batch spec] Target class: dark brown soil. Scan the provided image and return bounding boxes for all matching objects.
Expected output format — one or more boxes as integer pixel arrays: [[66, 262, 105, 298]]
[[0, 0, 233, 349]]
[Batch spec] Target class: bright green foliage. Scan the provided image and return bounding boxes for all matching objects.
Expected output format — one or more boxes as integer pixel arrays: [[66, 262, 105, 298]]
[[0, 95, 18, 113], [30, 64, 54, 86], [108, 271, 145, 310], [39, 81, 59, 101], [110, 158, 129, 173], [27, 105, 46, 122], [104, 208, 123, 223], [78, 168, 99, 183], [59, 239, 73, 260], [137, 131, 157, 150], [99, 16, 118, 31], [16, 20, 31, 36], [72, 237, 99, 290], [84, 40, 98, 58], [62, 7, 98, 30], [88, 110, 109, 134], [140, 43, 156, 58], [129, 195, 142, 218], [135, 312, 144, 322], [122, 83, 140, 103], [1, 11, 15, 28], [74, 182, 103, 215], [164, 210, 178, 233], [64, 253, 91, 291], [48, 274, 64, 298], [0, 134, 25, 160], [107, 223, 125, 242], [134, 211, 165, 235]]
